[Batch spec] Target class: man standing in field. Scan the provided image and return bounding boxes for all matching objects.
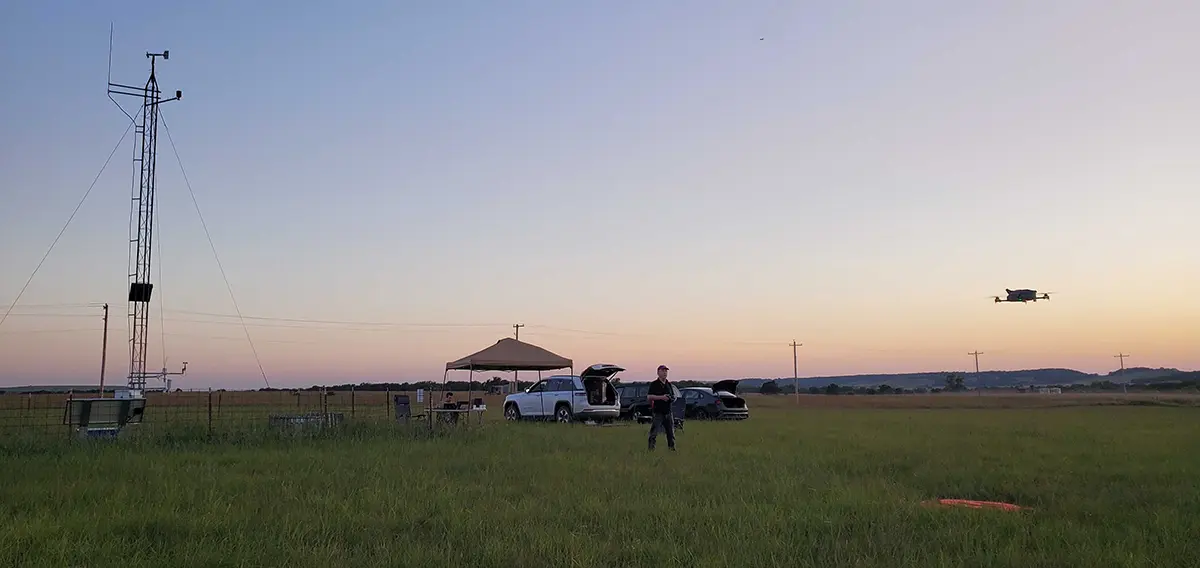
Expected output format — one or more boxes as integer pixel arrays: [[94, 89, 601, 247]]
[[647, 365, 676, 452]]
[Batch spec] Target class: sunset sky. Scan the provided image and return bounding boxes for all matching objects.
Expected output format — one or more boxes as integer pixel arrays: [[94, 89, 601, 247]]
[[2, 1, 1198, 389]]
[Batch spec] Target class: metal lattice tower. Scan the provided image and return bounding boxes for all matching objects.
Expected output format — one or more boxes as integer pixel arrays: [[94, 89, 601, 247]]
[[107, 47, 182, 392]]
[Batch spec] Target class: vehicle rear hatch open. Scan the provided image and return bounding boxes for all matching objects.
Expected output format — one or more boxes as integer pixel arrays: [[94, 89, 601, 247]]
[[712, 380, 739, 395], [712, 380, 747, 409], [580, 364, 623, 406]]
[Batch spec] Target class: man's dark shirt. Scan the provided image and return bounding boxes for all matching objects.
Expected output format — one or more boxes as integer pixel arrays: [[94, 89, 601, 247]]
[[648, 379, 672, 414]]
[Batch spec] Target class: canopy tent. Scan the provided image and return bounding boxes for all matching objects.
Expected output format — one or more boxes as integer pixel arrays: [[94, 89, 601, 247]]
[[445, 337, 573, 371], [441, 338, 573, 412]]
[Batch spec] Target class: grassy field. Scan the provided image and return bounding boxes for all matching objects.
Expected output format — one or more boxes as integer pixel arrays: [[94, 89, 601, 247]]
[[5, 388, 1199, 434], [1, 397, 1198, 567]]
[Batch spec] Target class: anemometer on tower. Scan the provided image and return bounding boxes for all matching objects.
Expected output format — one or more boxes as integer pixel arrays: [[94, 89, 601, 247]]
[[106, 37, 187, 396]]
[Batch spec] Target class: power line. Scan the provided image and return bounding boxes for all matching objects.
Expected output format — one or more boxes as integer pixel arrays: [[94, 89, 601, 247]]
[[525, 325, 783, 345], [17, 307, 787, 345], [526, 324, 639, 337], [159, 331, 323, 345], [168, 309, 511, 328], [5, 303, 108, 309], [172, 316, 790, 349], [0, 327, 320, 346], [0, 121, 135, 332], [4, 313, 514, 332], [5, 307, 968, 355], [165, 318, 486, 332], [1, 313, 108, 319], [160, 110, 270, 389], [0, 328, 104, 336]]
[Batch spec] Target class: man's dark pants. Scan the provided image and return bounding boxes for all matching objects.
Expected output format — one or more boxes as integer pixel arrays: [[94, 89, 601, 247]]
[[648, 411, 675, 450]]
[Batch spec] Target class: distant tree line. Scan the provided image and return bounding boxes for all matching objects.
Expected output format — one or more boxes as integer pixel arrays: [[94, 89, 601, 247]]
[[256, 377, 716, 393], [757, 379, 928, 396], [751, 372, 1200, 396], [6, 371, 1194, 395]]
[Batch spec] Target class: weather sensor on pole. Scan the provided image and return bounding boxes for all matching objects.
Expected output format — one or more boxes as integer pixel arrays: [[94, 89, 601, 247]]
[[107, 40, 186, 396]]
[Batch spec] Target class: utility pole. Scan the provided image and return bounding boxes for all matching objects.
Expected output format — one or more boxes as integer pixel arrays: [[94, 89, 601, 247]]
[[968, 351, 983, 394], [99, 303, 109, 397], [512, 323, 524, 394], [1114, 353, 1129, 394], [1115, 353, 1130, 394], [791, 340, 802, 404]]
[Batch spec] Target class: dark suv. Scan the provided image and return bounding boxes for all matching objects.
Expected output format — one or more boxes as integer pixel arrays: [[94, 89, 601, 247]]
[[679, 380, 749, 420], [616, 382, 685, 428]]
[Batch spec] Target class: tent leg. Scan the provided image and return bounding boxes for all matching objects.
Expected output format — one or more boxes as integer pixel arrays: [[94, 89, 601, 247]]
[[434, 369, 449, 430]]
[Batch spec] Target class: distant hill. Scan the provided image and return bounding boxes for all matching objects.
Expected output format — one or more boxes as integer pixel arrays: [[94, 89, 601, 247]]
[[1128, 369, 1195, 385], [724, 367, 1185, 391], [1106, 367, 1186, 383]]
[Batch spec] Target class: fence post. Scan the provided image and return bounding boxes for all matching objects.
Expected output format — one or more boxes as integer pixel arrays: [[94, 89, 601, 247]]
[[385, 387, 390, 419], [351, 385, 356, 418], [207, 388, 213, 438], [66, 390, 74, 437]]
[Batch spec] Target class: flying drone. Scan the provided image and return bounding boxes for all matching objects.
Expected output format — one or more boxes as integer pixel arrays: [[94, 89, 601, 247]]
[[993, 288, 1052, 303]]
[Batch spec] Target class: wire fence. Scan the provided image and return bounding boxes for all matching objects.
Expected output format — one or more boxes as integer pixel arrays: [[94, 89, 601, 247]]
[[0, 388, 510, 440]]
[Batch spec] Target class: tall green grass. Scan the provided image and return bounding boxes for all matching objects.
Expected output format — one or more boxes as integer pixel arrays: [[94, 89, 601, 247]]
[[1, 407, 1197, 567]]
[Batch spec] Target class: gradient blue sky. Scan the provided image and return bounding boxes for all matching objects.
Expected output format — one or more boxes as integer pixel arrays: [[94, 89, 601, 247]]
[[2, 1, 1198, 389]]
